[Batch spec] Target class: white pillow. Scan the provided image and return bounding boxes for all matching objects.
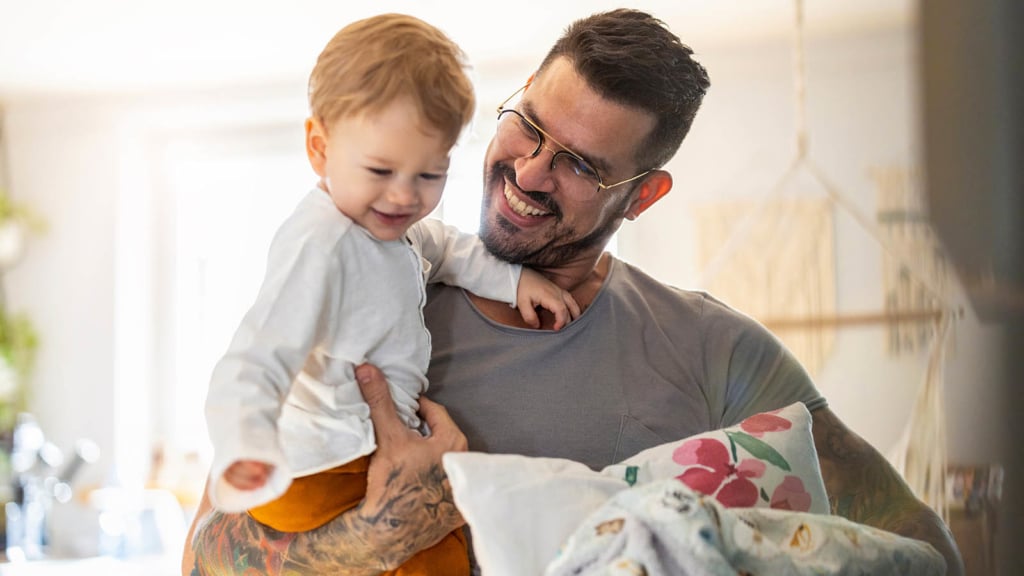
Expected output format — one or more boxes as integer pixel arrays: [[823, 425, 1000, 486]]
[[443, 402, 827, 576], [444, 453, 627, 575]]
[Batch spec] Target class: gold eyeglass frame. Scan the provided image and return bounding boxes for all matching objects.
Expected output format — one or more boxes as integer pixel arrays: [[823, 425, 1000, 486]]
[[497, 84, 652, 192]]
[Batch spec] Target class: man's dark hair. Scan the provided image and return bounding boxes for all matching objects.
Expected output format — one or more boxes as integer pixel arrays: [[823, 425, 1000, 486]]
[[538, 9, 711, 171]]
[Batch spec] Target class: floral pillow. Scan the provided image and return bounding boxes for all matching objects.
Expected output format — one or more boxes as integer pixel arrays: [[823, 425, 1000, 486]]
[[444, 402, 828, 576], [608, 401, 829, 514]]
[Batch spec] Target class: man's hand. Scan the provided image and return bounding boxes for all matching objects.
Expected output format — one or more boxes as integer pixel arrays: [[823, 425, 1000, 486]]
[[183, 363, 468, 575], [353, 362, 468, 566]]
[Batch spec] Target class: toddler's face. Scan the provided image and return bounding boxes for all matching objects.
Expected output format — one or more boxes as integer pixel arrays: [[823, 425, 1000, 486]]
[[308, 97, 451, 241]]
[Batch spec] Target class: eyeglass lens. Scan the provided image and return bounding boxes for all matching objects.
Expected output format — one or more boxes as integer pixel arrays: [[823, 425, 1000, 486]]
[[497, 109, 601, 188]]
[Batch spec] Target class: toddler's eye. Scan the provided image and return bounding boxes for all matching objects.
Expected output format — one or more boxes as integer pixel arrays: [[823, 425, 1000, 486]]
[[420, 172, 447, 181], [367, 167, 392, 177]]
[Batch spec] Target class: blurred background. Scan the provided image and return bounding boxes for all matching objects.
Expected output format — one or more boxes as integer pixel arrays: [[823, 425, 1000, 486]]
[[0, 0, 1019, 574]]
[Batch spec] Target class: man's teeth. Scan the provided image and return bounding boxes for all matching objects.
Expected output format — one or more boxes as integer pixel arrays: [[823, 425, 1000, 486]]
[[504, 185, 550, 217]]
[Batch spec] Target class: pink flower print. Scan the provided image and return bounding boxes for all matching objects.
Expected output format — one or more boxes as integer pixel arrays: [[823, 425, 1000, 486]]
[[673, 438, 729, 493], [717, 475, 759, 507], [770, 475, 812, 512], [739, 412, 792, 438], [737, 458, 767, 477], [673, 438, 765, 507]]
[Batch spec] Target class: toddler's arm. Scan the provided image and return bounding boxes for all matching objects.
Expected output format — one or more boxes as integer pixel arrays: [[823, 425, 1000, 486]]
[[206, 214, 346, 512], [409, 219, 580, 328]]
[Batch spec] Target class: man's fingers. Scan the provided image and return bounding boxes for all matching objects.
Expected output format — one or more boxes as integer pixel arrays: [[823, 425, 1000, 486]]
[[418, 397, 468, 452], [355, 362, 406, 440], [418, 396, 455, 432], [357, 362, 467, 454]]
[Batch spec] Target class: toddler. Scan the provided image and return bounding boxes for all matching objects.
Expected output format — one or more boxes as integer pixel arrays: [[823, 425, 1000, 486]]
[[204, 13, 579, 575]]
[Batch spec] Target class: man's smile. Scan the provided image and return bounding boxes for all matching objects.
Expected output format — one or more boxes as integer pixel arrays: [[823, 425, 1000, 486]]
[[503, 182, 551, 218]]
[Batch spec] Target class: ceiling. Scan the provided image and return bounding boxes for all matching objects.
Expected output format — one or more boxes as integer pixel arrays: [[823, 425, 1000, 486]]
[[0, 0, 912, 97]]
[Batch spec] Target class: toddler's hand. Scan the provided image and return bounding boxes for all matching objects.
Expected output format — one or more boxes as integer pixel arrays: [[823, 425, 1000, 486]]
[[224, 460, 273, 491], [516, 268, 581, 330]]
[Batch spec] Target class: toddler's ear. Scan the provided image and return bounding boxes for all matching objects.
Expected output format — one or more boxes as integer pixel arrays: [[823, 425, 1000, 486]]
[[305, 117, 329, 177]]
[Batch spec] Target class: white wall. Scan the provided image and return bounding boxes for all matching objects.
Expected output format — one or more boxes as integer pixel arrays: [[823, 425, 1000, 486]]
[[0, 21, 1005, 498]]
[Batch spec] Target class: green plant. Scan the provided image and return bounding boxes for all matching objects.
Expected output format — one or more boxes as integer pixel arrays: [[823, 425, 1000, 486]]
[[0, 193, 45, 233], [0, 308, 37, 428], [0, 188, 42, 429]]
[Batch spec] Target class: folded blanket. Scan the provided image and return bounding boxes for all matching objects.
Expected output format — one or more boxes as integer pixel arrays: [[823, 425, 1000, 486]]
[[544, 479, 946, 576]]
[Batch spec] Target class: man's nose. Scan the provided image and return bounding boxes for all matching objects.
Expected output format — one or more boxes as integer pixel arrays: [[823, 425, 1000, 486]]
[[512, 148, 558, 193]]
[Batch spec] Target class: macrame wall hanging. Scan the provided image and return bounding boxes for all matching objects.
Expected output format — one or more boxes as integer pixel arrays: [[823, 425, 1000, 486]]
[[692, 0, 957, 518], [694, 197, 835, 377], [872, 164, 950, 356]]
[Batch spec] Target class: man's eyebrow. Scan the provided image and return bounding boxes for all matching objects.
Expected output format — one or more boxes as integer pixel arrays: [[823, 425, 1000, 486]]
[[521, 100, 613, 176]]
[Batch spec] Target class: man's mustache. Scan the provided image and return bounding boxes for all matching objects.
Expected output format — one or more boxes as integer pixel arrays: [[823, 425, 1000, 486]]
[[493, 163, 562, 218]]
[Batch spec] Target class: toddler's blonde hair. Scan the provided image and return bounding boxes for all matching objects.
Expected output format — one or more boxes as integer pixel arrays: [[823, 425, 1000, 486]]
[[308, 13, 475, 149]]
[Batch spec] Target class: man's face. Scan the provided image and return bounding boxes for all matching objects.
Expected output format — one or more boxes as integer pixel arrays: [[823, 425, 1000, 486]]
[[479, 57, 656, 268]]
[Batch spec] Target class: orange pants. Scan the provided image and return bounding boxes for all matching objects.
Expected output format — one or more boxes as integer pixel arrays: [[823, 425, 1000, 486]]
[[248, 456, 469, 575]]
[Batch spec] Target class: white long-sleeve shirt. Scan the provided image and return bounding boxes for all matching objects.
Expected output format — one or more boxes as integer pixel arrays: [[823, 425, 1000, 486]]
[[205, 188, 520, 512]]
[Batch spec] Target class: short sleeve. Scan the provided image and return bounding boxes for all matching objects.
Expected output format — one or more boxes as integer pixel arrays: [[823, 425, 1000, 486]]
[[699, 296, 827, 427]]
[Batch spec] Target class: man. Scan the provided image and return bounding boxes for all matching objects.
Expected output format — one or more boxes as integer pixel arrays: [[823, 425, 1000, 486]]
[[184, 9, 963, 575]]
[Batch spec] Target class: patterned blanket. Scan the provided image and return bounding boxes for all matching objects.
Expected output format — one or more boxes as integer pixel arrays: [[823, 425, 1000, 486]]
[[545, 479, 945, 576]]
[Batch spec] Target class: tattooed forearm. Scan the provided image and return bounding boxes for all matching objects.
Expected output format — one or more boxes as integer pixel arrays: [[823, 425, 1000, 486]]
[[811, 407, 964, 576], [190, 511, 298, 575], [286, 462, 461, 572], [188, 462, 461, 575]]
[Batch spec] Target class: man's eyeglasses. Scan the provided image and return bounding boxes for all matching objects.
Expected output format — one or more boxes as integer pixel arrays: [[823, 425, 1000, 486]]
[[496, 85, 651, 198]]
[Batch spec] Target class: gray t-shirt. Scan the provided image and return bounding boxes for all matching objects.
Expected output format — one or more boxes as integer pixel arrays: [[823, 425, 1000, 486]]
[[423, 255, 826, 471]]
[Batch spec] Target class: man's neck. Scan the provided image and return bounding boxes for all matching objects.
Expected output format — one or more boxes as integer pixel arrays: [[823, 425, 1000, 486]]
[[467, 252, 612, 330]]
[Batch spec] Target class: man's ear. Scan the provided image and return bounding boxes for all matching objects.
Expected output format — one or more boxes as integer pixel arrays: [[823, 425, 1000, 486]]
[[625, 170, 672, 220], [520, 72, 536, 94], [305, 117, 328, 177]]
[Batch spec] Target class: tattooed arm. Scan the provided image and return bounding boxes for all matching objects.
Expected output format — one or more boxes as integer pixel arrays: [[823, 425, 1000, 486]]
[[182, 363, 468, 575], [811, 407, 964, 576]]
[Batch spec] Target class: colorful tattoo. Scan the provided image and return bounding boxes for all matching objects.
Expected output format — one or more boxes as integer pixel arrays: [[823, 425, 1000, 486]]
[[190, 511, 296, 576]]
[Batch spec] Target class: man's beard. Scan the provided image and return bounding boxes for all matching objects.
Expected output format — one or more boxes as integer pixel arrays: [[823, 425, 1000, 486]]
[[479, 161, 631, 268]]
